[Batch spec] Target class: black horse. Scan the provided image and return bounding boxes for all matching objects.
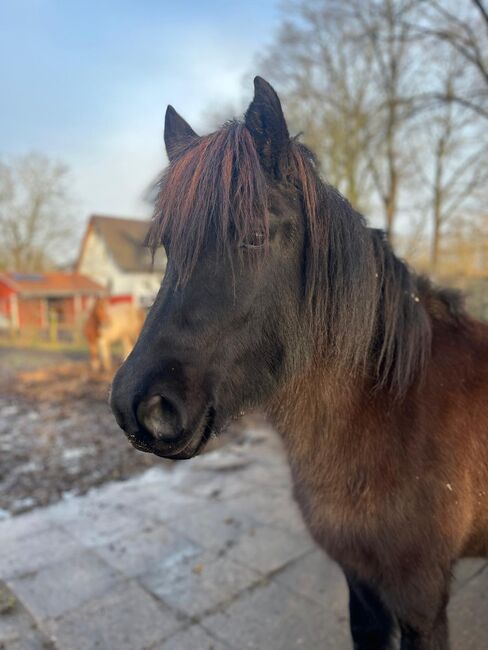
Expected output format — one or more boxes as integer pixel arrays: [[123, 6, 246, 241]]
[[111, 77, 488, 650]]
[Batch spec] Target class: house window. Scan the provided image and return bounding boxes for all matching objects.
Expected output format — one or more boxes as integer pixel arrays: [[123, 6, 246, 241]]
[[47, 297, 67, 324]]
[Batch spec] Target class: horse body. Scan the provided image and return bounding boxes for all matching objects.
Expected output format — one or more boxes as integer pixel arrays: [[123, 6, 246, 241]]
[[110, 78, 488, 649], [279, 341, 486, 553], [84, 299, 144, 371], [268, 284, 488, 646], [272, 298, 488, 560]]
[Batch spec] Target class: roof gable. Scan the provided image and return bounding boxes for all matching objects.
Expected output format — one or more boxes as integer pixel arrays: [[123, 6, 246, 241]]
[[80, 215, 166, 273]]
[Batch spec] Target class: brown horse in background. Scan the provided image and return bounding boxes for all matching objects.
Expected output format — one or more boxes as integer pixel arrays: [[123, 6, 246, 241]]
[[110, 78, 488, 649], [84, 298, 145, 372]]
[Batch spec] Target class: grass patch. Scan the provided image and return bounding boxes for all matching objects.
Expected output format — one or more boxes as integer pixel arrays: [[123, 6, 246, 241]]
[[0, 587, 17, 615]]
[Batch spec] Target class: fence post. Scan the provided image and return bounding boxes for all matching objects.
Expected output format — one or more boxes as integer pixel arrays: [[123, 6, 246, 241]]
[[49, 310, 58, 344]]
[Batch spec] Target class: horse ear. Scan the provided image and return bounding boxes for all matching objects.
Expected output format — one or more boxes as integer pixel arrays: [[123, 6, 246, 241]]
[[245, 76, 289, 177], [164, 105, 198, 162]]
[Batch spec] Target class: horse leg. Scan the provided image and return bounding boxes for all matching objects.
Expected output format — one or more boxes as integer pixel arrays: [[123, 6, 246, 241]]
[[399, 609, 448, 650], [389, 568, 451, 650], [345, 573, 395, 649], [98, 338, 112, 372], [88, 340, 100, 371]]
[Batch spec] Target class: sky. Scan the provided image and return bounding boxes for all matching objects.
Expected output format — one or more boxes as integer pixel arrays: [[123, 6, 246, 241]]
[[0, 0, 280, 229]]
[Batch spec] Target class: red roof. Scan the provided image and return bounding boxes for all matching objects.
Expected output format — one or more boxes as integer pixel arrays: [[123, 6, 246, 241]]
[[0, 272, 106, 297]]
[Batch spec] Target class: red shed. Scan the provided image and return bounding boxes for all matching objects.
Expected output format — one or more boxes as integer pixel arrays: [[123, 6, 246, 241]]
[[0, 272, 106, 330]]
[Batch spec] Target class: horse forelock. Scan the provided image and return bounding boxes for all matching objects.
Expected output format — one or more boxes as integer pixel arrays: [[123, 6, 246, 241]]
[[147, 121, 269, 284]]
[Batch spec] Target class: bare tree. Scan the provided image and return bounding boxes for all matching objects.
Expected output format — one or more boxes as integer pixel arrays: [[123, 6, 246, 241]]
[[0, 153, 76, 272], [403, 59, 487, 275], [431, 110, 487, 273], [406, 0, 488, 119], [352, 0, 425, 241], [258, 1, 377, 214], [258, 0, 425, 241]]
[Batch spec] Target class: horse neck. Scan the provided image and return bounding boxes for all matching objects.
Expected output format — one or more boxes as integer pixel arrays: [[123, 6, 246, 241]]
[[267, 362, 367, 448], [266, 304, 486, 477]]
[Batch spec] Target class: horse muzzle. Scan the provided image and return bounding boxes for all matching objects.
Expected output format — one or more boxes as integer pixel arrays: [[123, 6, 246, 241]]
[[128, 400, 215, 460], [110, 360, 217, 460]]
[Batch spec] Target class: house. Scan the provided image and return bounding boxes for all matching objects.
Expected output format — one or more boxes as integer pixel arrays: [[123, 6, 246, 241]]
[[76, 215, 166, 307], [0, 272, 105, 330]]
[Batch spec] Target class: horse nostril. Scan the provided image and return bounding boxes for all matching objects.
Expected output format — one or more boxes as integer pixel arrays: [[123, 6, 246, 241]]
[[136, 394, 182, 441]]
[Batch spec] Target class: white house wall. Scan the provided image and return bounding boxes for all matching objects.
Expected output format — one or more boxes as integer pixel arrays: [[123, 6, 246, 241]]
[[78, 230, 117, 288], [111, 272, 162, 306], [78, 230, 164, 305]]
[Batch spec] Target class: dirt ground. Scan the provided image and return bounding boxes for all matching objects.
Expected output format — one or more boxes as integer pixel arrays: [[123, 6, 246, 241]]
[[0, 348, 243, 517]]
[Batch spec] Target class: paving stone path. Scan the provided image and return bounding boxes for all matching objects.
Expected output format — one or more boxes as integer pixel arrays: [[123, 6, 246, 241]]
[[0, 425, 487, 649]]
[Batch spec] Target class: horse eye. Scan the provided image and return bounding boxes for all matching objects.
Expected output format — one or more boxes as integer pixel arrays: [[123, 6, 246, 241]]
[[240, 230, 266, 249]]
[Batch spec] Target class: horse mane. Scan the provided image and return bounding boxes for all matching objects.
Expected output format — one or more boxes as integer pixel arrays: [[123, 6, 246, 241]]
[[147, 120, 467, 395]]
